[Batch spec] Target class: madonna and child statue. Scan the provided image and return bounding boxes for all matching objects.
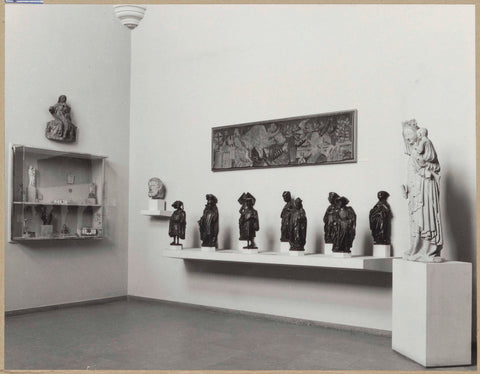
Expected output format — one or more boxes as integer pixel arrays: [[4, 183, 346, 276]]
[[401, 119, 443, 262]]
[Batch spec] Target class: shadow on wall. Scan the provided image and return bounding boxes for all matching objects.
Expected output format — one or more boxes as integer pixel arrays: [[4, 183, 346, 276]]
[[443, 169, 477, 341], [183, 260, 392, 289]]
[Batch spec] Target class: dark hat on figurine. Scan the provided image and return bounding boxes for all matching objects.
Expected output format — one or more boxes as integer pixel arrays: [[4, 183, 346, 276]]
[[378, 191, 390, 200], [282, 191, 291, 199], [337, 196, 349, 205], [172, 200, 183, 209], [238, 192, 255, 205], [206, 194, 217, 203]]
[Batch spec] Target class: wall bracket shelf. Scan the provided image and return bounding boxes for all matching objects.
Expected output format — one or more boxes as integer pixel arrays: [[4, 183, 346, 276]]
[[163, 248, 395, 272]]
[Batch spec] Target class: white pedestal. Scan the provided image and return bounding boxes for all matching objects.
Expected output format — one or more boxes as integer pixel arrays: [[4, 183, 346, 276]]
[[201, 246, 217, 252], [392, 259, 472, 367], [280, 242, 290, 253], [373, 244, 391, 258], [332, 252, 351, 258], [149, 199, 166, 211], [240, 248, 259, 254], [169, 244, 183, 250], [289, 250, 305, 256], [324, 243, 333, 255]]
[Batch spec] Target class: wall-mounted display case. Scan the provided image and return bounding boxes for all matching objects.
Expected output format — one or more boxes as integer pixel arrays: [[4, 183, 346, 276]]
[[8, 144, 107, 242]]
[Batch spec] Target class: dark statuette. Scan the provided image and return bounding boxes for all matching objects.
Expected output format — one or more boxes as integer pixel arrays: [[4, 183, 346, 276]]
[[169, 200, 186, 246], [323, 192, 339, 244], [198, 194, 219, 248], [45, 95, 77, 143], [39, 206, 53, 225], [238, 192, 259, 249], [332, 196, 356, 253], [280, 191, 294, 242], [289, 197, 307, 251], [369, 191, 392, 245]]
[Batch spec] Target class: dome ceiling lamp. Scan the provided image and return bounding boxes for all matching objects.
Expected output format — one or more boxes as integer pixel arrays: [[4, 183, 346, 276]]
[[113, 5, 146, 30]]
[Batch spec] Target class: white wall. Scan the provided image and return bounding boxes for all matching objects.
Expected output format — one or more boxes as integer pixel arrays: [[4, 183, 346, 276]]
[[5, 5, 131, 311], [128, 5, 476, 331]]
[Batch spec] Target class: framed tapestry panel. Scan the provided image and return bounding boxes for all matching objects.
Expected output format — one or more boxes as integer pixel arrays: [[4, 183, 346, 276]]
[[211, 109, 357, 171]]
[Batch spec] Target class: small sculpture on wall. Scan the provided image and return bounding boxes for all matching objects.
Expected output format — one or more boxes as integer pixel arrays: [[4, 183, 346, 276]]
[[323, 192, 339, 248], [87, 182, 97, 204], [280, 191, 294, 243], [198, 194, 219, 248], [148, 177, 166, 200], [369, 191, 392, 245], [289, 197, 307, 251], [45, 95, 77, 143], [169, 200, 186, 248], [332, 196, 356, 254], [401, 120, 443, 262], [238, 192, 259, 249]]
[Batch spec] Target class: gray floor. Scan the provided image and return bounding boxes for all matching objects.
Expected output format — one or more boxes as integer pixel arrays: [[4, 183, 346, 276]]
[[5, 298, 477, 370]]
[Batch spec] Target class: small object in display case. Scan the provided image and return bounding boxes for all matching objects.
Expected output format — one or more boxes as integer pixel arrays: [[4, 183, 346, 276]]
[[79, 227, 100, 237], [331, 196, 356, 257], [9, 144, 106, 242], [198, 194, 219, 250], [238, 192, 259, 250], [169, 201, 186, 249], [87, 182, 97, 204]]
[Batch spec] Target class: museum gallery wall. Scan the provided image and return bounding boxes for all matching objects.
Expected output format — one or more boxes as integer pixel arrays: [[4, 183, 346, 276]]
[[5, 5, 131, 311], [128, 5, 476, 331]]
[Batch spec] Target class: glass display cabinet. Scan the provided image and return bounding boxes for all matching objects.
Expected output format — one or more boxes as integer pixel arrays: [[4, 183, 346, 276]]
[[8, 144, 107, 242]]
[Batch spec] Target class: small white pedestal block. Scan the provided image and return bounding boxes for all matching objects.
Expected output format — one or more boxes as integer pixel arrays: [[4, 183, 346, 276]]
[[149, 199, 166, 211], [280, 242, 290, 253], [324, 243, 333, 255], [169, 244, 183, 250], [289, 250, 305, 256], [392, 259, 472, 367], [332, 252, 351, 258], [240, 248, 259, 254], [201, 246, 217, 252], [373, 244, 391, 258]]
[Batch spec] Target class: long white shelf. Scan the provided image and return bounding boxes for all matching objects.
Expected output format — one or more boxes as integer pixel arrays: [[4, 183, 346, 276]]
[[163, 248, 395, 273]]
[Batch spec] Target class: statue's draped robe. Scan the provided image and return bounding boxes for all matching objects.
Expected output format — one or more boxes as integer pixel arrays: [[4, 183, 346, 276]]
[[332, 207, 356, 253], [323, 204, 337, 243], [199, 206, 219, 247], [169, 210, 186, 239], [406, 140, 442, 259], [239, 208, 259, 241], [289, 208, 307, 250], [369, 201, 391, 244], [280, 201, 294, 242]]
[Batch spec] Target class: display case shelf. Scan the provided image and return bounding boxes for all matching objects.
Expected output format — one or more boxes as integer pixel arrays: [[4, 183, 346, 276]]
[[163, 248, 395, 272], [12, 236, 104, 241]]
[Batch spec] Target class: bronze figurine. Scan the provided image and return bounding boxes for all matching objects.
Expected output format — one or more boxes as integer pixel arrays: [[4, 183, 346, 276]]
[[198, 194, 219, 248], [332, 196, 356, 253], [238, 192, 259, 249], [280, 191, 294, 242], [289, 197, 307, 251], [369, 191, 392, 245], [323, 192, 339, 245], [169, 201, 186, 246]]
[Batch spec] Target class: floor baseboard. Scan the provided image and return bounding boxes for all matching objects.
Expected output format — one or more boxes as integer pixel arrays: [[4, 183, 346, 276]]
[[127, 295, 392, 337], [5, 295, 128, 316]]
